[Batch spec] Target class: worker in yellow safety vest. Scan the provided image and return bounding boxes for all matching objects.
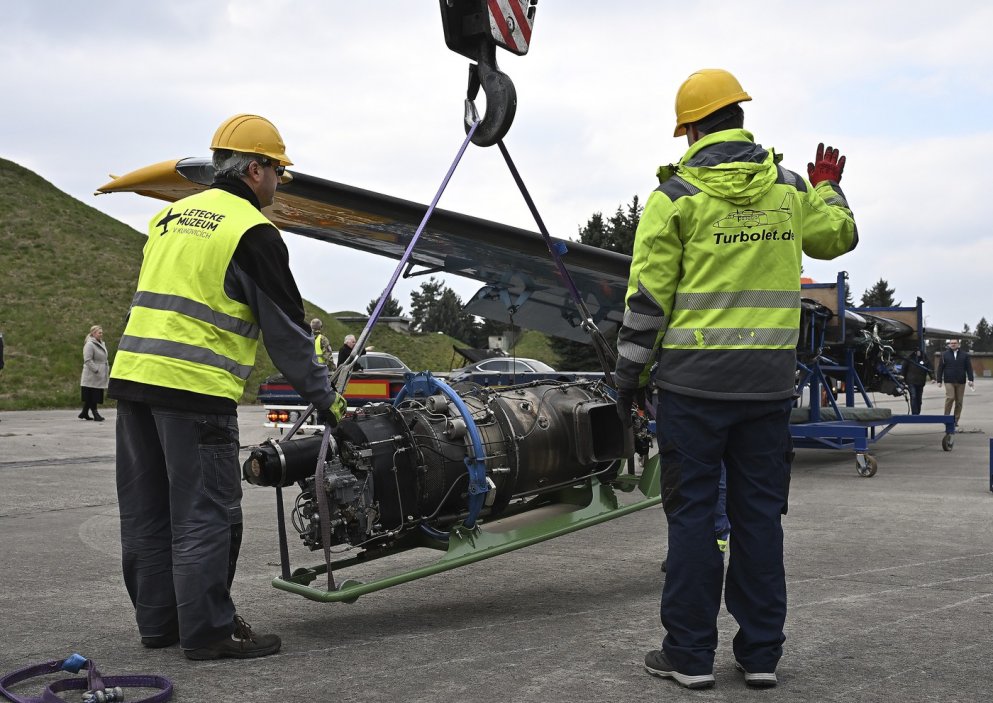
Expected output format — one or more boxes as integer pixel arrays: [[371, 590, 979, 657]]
[[109, 114, 346, 662], [614, 69, 857, 690], [311, 318, 334, 367]]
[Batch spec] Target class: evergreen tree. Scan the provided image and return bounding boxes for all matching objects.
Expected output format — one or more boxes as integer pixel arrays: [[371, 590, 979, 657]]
[[859, 278, 900, 308], [556, 331, 610, 371], [961, 323, 973, 351], [844, 282, 856, 309], [558, 195, 643, 369], [409, 277, 444, 332], [974, 317, 992, 352], [577, 212, 609, 249], [408, 277, 479, 343], [438, 288, 480, 344], [366, 295, 404, 317]]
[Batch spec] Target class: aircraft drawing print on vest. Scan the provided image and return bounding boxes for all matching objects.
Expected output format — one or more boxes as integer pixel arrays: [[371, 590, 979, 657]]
[[156, 208, 181, 236], [712, 192, 793, 229], [154, 204, 227, 239]]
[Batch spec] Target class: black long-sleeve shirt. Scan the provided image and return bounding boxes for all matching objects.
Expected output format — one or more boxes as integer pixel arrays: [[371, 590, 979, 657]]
[[109, 178, 332, 414]]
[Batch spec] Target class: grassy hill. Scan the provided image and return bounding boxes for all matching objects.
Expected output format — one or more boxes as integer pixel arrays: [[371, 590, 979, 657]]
[[0, 158, 561, 410]]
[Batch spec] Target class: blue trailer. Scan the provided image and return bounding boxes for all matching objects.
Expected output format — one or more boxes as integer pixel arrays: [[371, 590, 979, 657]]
[[791, 272, 956, 476]]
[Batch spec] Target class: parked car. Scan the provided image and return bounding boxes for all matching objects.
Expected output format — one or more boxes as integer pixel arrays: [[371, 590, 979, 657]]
[[449, 356, 556, 384], [333, 350, 412, 373], [257, 351, 413, 429]]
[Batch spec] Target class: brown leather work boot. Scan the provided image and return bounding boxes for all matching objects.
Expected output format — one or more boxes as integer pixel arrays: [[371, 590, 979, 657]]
[[184, 615, 281, 661]]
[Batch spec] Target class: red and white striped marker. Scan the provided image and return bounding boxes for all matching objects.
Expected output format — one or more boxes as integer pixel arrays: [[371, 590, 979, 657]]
[[486, 0, 536, 55]]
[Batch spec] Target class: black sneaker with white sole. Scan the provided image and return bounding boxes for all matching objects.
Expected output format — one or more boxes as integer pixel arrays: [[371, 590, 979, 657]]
[[644, 650, 715, 689], [735, 660, 778, 688], [184, 615, 281, 661]]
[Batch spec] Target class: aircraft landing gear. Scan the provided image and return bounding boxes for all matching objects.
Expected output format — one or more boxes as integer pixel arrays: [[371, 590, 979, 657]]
[[942, 433, 955, 451], [855, 452, 878, 477]]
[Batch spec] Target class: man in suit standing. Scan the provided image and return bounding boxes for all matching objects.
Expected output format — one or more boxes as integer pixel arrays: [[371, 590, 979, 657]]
[[935, 339, 974, 426]]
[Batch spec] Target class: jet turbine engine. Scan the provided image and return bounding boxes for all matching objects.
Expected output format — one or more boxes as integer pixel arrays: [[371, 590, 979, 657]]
[[243, 378, 625, 553]]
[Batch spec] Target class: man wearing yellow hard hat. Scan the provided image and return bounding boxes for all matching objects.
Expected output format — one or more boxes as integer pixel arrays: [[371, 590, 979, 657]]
[[613, 69, 858, 689], [110, 114, 346, 661]]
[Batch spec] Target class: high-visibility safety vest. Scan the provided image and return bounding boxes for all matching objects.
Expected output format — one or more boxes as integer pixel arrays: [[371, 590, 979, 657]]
[[110, 189, 270, 401], [314, 333, 327, 364], [615, 129, 857, 400]]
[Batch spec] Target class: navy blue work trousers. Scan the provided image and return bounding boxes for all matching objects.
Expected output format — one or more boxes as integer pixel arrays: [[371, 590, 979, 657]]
[[656, 392, 793, 675], [116, 399, 243, 649]]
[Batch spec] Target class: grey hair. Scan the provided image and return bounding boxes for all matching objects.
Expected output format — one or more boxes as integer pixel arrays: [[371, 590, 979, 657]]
[[212, 148, 266, 180], [344, 334, 356, 344]]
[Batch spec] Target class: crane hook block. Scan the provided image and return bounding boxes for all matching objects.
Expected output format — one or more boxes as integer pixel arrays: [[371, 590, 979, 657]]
[[440, 0, 537, 147]]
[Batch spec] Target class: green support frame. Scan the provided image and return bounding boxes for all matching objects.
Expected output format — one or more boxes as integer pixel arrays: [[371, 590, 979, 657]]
[[272, 456, 661, 602]]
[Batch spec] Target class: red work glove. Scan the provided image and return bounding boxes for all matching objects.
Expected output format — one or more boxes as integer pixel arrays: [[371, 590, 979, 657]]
[[807, 143, 847, 185]]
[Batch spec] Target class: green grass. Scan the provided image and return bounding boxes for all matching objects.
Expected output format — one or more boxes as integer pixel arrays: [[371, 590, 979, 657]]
[[512, 329, 562, 366], [0, 158, 144, 409], [0, 157, 561, 410]]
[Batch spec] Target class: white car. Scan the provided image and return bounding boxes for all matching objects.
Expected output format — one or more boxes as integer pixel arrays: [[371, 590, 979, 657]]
[[448, 357, 556, 384], [332, 351, 412, 373]]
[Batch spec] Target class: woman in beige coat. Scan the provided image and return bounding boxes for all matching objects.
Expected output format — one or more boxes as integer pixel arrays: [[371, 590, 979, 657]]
[[80, 325, 110, 421]]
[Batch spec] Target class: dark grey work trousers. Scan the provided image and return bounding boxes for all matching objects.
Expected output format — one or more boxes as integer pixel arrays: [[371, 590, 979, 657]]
[[116, 399, 243, 649], [656, 392, 792, 676]]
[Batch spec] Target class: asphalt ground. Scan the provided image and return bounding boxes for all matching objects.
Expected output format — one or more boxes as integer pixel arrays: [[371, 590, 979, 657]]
[[1, 381, 991, 702]]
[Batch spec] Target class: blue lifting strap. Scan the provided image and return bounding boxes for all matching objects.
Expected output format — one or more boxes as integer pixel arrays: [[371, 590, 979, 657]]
[[395, 373, 489, 530]]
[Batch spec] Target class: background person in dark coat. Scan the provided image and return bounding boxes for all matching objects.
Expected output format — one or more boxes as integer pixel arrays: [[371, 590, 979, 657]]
[[935, 339, 974, 425], [337, 334, 371, 367], [902, 349, 931, 415], [337, 334, 357, 366]]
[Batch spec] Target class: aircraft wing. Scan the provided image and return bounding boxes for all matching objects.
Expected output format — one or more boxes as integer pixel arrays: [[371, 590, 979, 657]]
[[98, 159, 968, 347], [97, 158, 630, 343], [923, 327, 976, 342]]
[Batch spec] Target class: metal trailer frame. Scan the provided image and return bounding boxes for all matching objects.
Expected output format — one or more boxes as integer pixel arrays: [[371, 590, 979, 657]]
[[791, 272, 955, 477], [266, 373, 661, 603], [270, 456, 661, 603]]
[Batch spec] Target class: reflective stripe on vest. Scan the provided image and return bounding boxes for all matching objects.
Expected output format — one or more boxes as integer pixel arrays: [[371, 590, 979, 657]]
[[662, 327, 799, 347], [662, 288, 800, 350], [110, 189, 270, 401], [314, 334, 325, 364]]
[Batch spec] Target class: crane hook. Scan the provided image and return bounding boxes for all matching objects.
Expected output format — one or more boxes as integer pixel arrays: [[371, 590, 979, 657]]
[[463, 41, 517, 147], [440, 0, 536, 147]]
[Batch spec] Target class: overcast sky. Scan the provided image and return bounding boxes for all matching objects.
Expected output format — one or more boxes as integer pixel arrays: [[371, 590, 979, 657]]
[[4, 1, 992, 335]]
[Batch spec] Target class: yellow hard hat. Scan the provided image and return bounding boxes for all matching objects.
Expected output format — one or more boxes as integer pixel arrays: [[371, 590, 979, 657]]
[[673, 69, 752, 137], [210, 114, 293, 166]]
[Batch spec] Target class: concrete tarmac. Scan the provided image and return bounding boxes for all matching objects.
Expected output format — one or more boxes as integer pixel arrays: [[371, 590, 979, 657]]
[[1, 382, 991, 702]]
